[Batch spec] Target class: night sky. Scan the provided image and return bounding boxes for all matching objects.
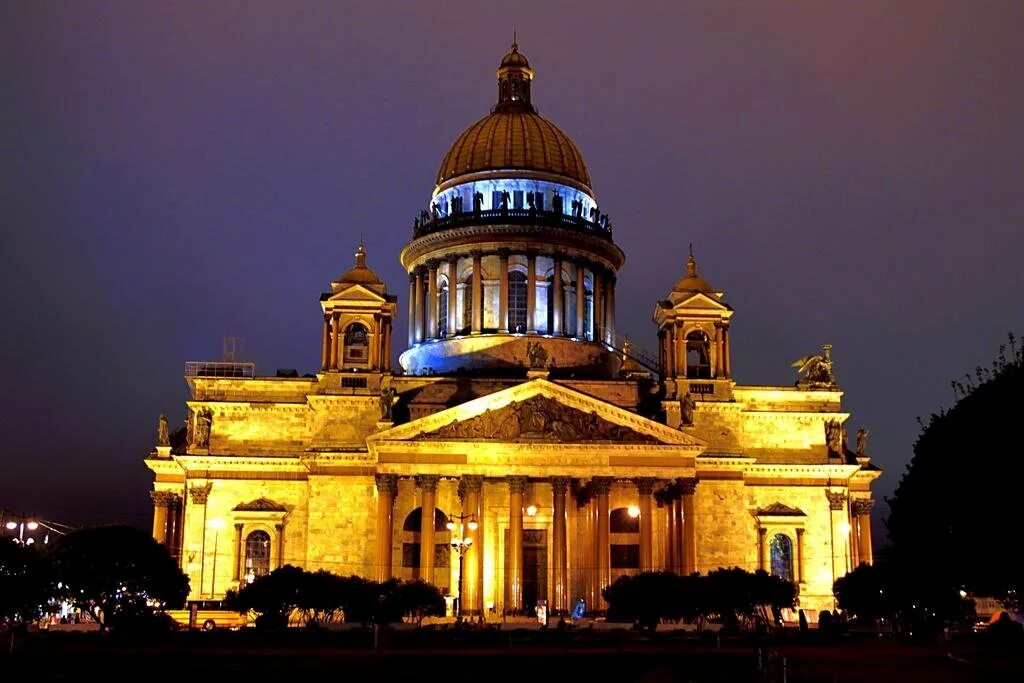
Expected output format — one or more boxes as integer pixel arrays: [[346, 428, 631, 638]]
[[1, 2, 1021, 533]]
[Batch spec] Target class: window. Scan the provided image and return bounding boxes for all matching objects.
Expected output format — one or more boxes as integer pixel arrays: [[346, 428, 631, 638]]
[[343, 323, 369, 365], [610, 507, 640, 533], [609, 507, 640, 569], [400, 507, 451, 571], [438, 278, 449, 337], [244, 530, 271, 581], [686, 330, 712, 378], [508, 270, 527, 333], [769, 533, 794, 583]]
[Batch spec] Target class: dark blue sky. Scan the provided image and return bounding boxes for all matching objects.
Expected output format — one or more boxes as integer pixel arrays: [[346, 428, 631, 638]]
[[1, 2, 1021, 531]]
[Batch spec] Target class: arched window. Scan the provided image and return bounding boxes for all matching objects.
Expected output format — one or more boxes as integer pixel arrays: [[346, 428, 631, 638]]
[[401, 507, 451, 572], [460, 278, 473, 334], [508, 270, 527, 333], [567, 284, 577, 337], [244, 530, 271, 582], [610, 507, 640, 569], [343, 323, 369, 365], [769, 533, 794, 583], [438, 278, 449, 338], [686, 330, 712, 378]]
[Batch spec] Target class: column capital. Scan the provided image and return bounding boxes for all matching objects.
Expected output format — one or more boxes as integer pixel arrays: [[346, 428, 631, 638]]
[[826, 489, 848, 511], [375, 473, 399, 495], [166, 493, 182, 509], [633, 477, 656, 495], [852, 499, 874, 516], [496, 248, 512, 258], [677, 477, 698, 496], [458, 475, 484, 500], [150, 490, 175, 507], [591, 476, 613, 494], [415, 474, 439, 492], [188, 482, 212, 505], [507, 475, 528, 494], [550, 476, 571, 494]]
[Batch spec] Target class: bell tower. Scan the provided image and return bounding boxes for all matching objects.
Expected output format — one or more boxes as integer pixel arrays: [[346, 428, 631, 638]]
[[653, 249, 734, 401], [320, 244, 397, 374]]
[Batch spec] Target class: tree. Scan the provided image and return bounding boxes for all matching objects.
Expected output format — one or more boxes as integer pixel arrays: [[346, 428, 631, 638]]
[[0, 541, 48, 623], [49, 525, 188, 629], [834, 562, 893, 622], [886, 334, 1024, 613], [395, 579, 445, 625], [227, 564, 304, 629]]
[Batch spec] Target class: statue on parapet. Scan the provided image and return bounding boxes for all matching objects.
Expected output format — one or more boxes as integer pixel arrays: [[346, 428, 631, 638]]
[[379, 386, 397, 421], [856, 427, 870, 456], [680, 392, 696, 427], [791, 343, 836, 388], [526, 340, 548, 369], [194, 409, 212, 448], [157, 414, 169, 446]]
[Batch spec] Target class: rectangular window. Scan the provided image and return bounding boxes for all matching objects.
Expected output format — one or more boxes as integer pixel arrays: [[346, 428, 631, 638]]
[[610, 544, 640, 569]]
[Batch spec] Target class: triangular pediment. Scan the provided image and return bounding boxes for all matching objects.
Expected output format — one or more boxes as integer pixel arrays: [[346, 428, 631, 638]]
[[370, 379, 706, 448], [754, 502, 805, 517], [670, 290, 731, 311], [233, 497, 287, 512], [323, 283, 388, 303]]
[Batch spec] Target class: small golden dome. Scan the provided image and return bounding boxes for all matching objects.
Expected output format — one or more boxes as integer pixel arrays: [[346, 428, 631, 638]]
[[672, 250, 715, 294], [337, 244, 384, 287], [499, 42, 531, 70]]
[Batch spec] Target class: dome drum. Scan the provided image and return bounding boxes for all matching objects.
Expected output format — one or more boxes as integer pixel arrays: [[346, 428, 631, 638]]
[[400, 335, 621, 378]]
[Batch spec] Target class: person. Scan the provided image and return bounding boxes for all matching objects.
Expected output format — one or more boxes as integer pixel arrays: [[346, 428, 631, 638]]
[[572, 597, 585, 619]]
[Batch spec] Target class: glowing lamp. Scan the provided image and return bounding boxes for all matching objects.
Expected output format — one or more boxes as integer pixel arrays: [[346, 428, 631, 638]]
[[467, 519, 479, 531], [446, 521, 456, 531], [627, 505, 641, 518], [208, 518, 225, 530], [26, 521, 39, 530], [4, 522, 16, 530], [526, 504, 538, 517]]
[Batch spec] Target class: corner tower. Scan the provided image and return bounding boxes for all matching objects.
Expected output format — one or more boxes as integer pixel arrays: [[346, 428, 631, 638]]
[[399, 43, 625, 377], [320, 244, 398, 373]]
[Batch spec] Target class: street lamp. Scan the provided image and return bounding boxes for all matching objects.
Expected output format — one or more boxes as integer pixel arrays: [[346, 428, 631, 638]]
[[208, 518, 225, 598], [446, 513, 478, 618], [4, 515, 40, 544]]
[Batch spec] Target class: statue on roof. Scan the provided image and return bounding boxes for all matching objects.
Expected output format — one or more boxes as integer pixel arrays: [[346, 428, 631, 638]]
[[792, 343, 836, 388], [379, 386, 397, 421], [680, 392, 696, 427], [526, 340, 548, 369], [856, 427, 870, 457], [157, 414, 169, 446]]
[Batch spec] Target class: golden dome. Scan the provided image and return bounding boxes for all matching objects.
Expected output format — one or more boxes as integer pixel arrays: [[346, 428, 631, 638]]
[[335, 244, 385, 292], [435, 43, 591, 189], [436, 111, 591, 188], [672, 251, 715, 294]]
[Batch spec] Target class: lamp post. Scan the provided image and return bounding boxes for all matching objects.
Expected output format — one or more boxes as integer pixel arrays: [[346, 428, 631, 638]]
[[208, 518, 225, 598], [446, 513, 478, 618], [4, 515, 39, 545]]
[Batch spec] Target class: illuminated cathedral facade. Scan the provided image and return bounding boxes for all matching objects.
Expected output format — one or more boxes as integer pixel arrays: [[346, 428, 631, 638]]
[[146, 44, 880, 617]]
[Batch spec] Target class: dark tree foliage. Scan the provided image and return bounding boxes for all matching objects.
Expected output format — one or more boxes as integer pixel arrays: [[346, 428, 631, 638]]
[[886, 334, 1024, 605], [49, 525, 189, 629], [0, 542, 48, 622], [227, 567, 444, 627], [833, 563, 892, 621], [602, 569, 796, 631]]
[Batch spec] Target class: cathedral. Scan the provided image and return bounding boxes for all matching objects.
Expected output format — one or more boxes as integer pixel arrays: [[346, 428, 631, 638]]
[[146, 44, 880, 618]]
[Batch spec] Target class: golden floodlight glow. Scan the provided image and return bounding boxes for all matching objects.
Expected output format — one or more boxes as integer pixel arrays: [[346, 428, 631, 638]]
[[208, 517, 226, 530], [837, 520, 852, 536], [526, 504, 538, 517], [627, 505, 641, 518]]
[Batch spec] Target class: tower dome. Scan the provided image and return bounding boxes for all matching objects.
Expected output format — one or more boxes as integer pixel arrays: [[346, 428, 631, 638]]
[[399, 44, 624, 378]]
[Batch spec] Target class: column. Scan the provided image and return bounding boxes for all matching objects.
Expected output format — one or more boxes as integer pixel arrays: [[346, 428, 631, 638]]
[[680, 478, 698, 575], [592, 270, 604, 342], [447, 258, 458, 337], [552, 257, 563, 335], [672, 496, 684, 572], [275, 523, 284, 570], [426, 262, 438, 340], [551, 477, 570, 614], [498, 252, 509, 333], [330, 314, 341, 370], [722, 324, 732, 378], [413, 268, 425, 343], [166, 495, 182, 562], [675, 323, 685, 378], [233, 523, 243, 581], [416, 475, 439, 584], [370, 314, 381, 369], [471, 254, 482, 334], [461, 476, 483, 614], [795, 528, 805, 584], [526, 253, 537, 334], [714, 323, 725, 378], [589, 496, 600, 608], [382, 321, 391, 371], [407, 274, 416, 348], [826, 490, 850, 576], [150, 491, 170, 544], [593, 477, 612, 608], [660, 492, 676, 572], [575, 263, 585, 337], [606, 277, 616, 342], [854, 499, 874, 565], [758, 527, 768, 571], [635, 478, 655, 571], [321, 315, 331, 370], [579, 495, 594, 610], [375, 474, 398, 583], [665, 325, 676, 378], [507, 476, 527, 612]]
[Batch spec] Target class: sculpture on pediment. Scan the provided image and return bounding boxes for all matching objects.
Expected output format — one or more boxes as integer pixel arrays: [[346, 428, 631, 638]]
[[526, 340, 548, 369], [157, 414, 169, 446], [824, 419, 844, 457], [680, 392, 696, 427], [379, 386, 397, 421], [856, 427, 870, 456], [426, 395, 658, 443], [792, 343, 836, 388]]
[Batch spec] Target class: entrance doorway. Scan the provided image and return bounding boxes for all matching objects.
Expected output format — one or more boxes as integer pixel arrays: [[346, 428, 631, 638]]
[[506, 528, 548, 615]]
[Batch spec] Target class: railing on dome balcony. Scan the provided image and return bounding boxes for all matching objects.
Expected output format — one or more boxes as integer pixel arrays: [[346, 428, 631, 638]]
[[412, 208, 614, 240], [185, 361, 256, 378], [595, 326, 661, 376]]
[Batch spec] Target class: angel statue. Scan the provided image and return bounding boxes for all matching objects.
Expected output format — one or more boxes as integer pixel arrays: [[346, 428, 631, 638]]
[[791, 343, 836, 388], [856, 427, 870, 456]]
